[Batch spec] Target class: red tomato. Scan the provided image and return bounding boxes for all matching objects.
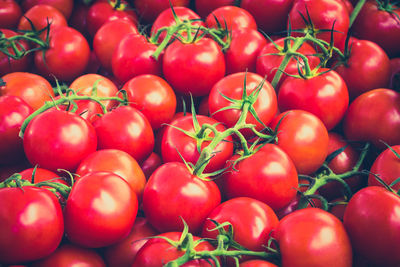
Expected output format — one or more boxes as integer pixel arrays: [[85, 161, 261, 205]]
[[30, 243, 106, 267], [132, 0, 189, 23], [140, 152, 163, 179], [0, 0, 22, 29], [76, 149, 147, 201], [111, 33, 162, 84], [240, 259, 278, 267], [343, 186, 400, 265], [270, 110, 329, 175], [19, 167, 67, 185], [93, 19, 139, 71], [0, 29, 31, 76], [132, 232, 216, 267], [103, 217, 158, 267], [194, 0, 235, 18], [275, 208, 352, 267], [277, 68, 349, 130], [64, 171, 138, 248], [208, 72, 277, 139], [161, 114, 234, 173], [205, 5, 257, 31], [201, 197, 279, 251], [93, 106, 154, 163], [334, 39, 391, 100], [0, 186, 64, 264], [163, 37, 225, 97], [343, 88, 400, 149], [142, 162, 221, 233], [368, 145, 400, 191], [220, 144, 298, 211], [21, 0, 73, 20], [352, 1, 400, 58], [0, 72, 54, 111], [123, 74, 177, 130], [34, 26, 90, 82], [0, 95, 32, 165], [23, 109, 97, 172]]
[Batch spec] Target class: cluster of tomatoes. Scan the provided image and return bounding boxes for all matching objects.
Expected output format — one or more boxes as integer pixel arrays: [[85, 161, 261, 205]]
[[1, 0, 400, 266]]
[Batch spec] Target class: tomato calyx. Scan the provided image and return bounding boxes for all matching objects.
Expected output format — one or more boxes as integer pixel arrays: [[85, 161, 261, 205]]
[[375, 0, 400, 19]]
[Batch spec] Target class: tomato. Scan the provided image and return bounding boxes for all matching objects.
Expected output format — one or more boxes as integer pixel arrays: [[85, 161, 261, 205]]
[[352, 0, 400, 58], [240, 259, 278, 267], [132, 231, 216, 267], [132, 0, 189, 23], [0, 0, 22, 29], [23, 109, 97, 172], [220, 144, 298, 211], [103, 217, 158, 267], [275, 208, 352, 267], [76, 149, 147, 201], [111, 33, 162, 84], [205, 5, 257, 32], [93, 19, 139, 71], [161, 114, 234, 173], [122, 74, 177, 130], [19, 167, 67, 185], [34, 26, 90, 82], [288, 0, 349, 50], [0, 95, 32, 165], [142, 162, 221, 233], [201, 197, 279, 252], [30, 243, 106, 267], [86, 0, 138, 37], [194, 0, 235, 18], [277, 68, 349, 130], [93, 106, 154, 163], [64, 171, 138, 248], [240, 0, 294, 34], [334, 39, 391, 100], [0, 29, 31, 76], [368, 145, 400, 191], [343, 186, 400, 265], [0, 186, 64, 264], [0, 72, 54, 111], [140, 152, 163, 179], [343, 88, 400, 149], [21, 0, 74, 20], [163, 37, 225, 97], [208, 72, 277, 139], [269, 110, 329, 175], [225, 28, 267, 75]]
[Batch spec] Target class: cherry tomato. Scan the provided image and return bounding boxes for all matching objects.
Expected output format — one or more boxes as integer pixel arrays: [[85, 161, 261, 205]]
[[0, 0, 22, 29], [368, 145, 400, 191], [240, 259, 279, 267], [21, 0, 74, 20], [19, 167, 67, 185], [205, 5, 257, 32], [132, 0, 189, 23]]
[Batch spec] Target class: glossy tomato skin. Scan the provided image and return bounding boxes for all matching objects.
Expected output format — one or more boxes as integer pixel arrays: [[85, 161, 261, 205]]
[[0, 0, 22, 29], [93, 106, 154, 163], [275, 208, 352, 267], [343, 186, 400, 265], [23, 109, 97, 172], [240, 259, 278, 267], [112, 33, 162, 84], [368, 145, 400, 191], [34, 26, 90, 82], [334, 39, 391, 100], [221, 144, 298, 211], [343, 88, 400, 149], [161, 115, 234, 174], [270, 110, 329, 175], [163, 38, 225, 97], [133, 0, 189, 23], [64, 171, 138, 248], [76, 149, 147, 201], [30, 243, 106, 267], [21, 0, 73, 19], [205, 5, 257, 32], [103, 217, 158, 267], [201, 197, 279, 252], [132, 232, 215, 267], [352, 1, 400, 58], [208, 72, 277, 138], [0, 29, 31, 76], [0, 95, 32, 165], [142, 162, 221, 234], [0, 186, 64, 264], [278, 68, 349, 130]]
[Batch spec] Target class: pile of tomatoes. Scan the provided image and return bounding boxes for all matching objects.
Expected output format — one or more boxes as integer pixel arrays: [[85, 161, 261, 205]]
[[1, 0, 400, 266]]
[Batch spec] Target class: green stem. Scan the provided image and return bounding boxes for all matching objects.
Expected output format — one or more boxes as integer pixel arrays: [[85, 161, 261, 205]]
[[349, 0, 367, 28]]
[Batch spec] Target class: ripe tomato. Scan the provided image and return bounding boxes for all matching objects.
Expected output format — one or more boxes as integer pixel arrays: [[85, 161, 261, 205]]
[[220, 144, 298, 211], [21, 0, 74, 20], [23, 109, 97, 172], [368, 145, 400, 191], [0, 0, 22, 29], [0, 29, 31, 76], [163, 37, 225, 97], [132, 0, 189, 23], [343, 186, 400, 265], [76, 149, 147, 201], [64, 171, 138, 248], [275, 208, 352, 267], [205, 5, 257, 31], [19, 167, 67, 185], [240, 259, 278, 267], [343, 88, 400, 149], [0, 186, 64, 264], [269, 110, 329, 175], [142, 162, 221, 233]]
